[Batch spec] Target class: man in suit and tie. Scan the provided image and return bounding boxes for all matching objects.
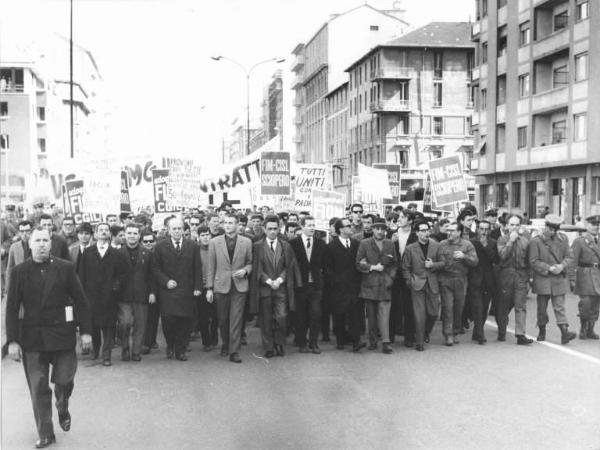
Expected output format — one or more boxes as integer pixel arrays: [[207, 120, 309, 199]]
[[152, 218, 202, 361], [39, 214, 70, 261], [6, 227, 92, 449], [356, 218, 397, 354], [289, 215, 327, 354], [326, 218, 366, 352], [402, 220, 445, 351], [78, 223, 128, 366], [57, 216, 78, 247], [6, 220, 33, 293], [67, 222, 94, 272], [206, 214, 253, 363], [250, 215, 299, 358], [117, 224, 155, 362]]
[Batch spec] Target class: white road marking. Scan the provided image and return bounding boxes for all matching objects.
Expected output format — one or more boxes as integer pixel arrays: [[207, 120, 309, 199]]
[[485, 320, 600, 366]]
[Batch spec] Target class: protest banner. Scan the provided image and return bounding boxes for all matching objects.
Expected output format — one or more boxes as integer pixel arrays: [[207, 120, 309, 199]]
[[428, 155, 469, 208], [163, 157, 203, 209], [152, 169, 180, 213], [65, 179, 84, 214], [120, 170, 131, 213], [294, 164, 332, 209], [358, 163, 392, 199], [81, 159, 121, 216], [373, 164, 401, 204], [260, 151, 291, 196], [312, 189, 346, 231], [122, 155, 158, 211]]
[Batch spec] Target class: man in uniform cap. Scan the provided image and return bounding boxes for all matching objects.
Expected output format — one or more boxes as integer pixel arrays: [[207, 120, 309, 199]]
[[570, 215, 600, 339], [528, 214, 576, 344]]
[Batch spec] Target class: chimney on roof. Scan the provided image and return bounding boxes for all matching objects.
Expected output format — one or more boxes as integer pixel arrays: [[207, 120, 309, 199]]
[[380, 0, 406, 22]]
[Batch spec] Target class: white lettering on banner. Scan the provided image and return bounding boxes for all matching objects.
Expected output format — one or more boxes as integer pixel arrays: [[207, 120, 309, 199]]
[[427, 155, 469, 207], [260, 174, 290, 187], [311, 189, 345, 230]]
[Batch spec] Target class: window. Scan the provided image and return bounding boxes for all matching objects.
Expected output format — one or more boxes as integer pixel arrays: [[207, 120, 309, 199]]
[[468, 85, 475, 108], [38, 138, 46, 153], [593, 177, 600, 204], [37, 107, 45, 121], [399, 81, 409, 104], [552, 120, 567, 144], [433, 82, 442, 107], [481, 88, 487, 109], [467, 53, 474, 80], [466, 116, 473, 135], [519, 73, 530, 97], [496, 124, 506, 153], [574, 113, 587, 141], [0, 102, 7, 117], [512, 182, 521, 207], [370, 25, 379, 31], [481, 42, 488, 63], [497, 26, 507, 57], [433, 117, 443, 135], [497, 75, 506, 105], [575, 52, 588, 81], [553, 65, 568, 88], [554, 10, 568, 31], [576, 0, 589, 21], [0, 134, 8, 151], [482, 0, 488, 17], [517, 126, 528, 149], [497, 183, 508, 208], [498, 0, 507, 7], [433, 52, 443, 79], [519, 21, 531, 46]]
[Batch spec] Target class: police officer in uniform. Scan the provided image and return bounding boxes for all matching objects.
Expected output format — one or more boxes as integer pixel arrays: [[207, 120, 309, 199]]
[[571, 215, 600, 340]]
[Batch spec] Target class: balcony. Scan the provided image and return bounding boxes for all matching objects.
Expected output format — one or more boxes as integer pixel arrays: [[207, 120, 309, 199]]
[[293, 135, 302, 144], [530, 142, 567, 164], [291, 75, 303, 89], [471, 22, 481, 38], [496, 105, 506, 123], [371, 67, 411, 80], [472, 66, 480, 80], [294, 115, 303, 125], [293, 96, 302, 107], [532, 87, 568, 111], [291, 55, 305, 72], [370, 99, 410, 113], [533, 29, 569, 59]]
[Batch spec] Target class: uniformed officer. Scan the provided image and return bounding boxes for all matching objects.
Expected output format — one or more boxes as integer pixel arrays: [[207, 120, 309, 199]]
[[571, 214, 600, 340], [528, 214, 576, 344]]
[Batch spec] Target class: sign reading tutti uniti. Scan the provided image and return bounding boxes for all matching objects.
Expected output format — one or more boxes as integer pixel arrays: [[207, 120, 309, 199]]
[[428, 155, 469, 207], [261, 151, 291, 196]]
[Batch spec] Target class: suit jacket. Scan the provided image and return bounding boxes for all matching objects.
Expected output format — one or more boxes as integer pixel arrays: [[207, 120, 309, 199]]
[[6, 257, 92, 352], [51, 234, 70, 260], [118, 245, 155, 303], [289, 235, 327, 290], [68, 241, 94, 272], [402, 239, 445, 294], [206, 234, 252, 294], [325, 237, 361, 313], [78, 244, 128, 327], [6, 240, 29, 293], [528, 231, 572, 296], [249, 238, 300, 313], [571, 233, 600, 296], [468, 238, 499, 289], [152, 238, 203, 317], [356, 237, 397, 301]]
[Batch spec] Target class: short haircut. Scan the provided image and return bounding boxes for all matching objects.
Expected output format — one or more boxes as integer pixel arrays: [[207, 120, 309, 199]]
[[250, 214, 263, 221], [95, 222, 109, 232], [264, 215, 279, 227], [329, 217, 339, 227], [206, 213, 219, 221], [285, 222, 299, 232], [110, 225, 124, 237], [399, 209, 416, 223], [288, 213, 299, 220], [106, 214, 117, 220], [238, 214, 248, 225], [197, 225, 210, 235], [386, 212, 399, 222], [299, 215, 315, 227], [413, 219, 430, 231], [18, 220, 33, 229], [125, 223, 141, 233], [39, 213, 53, 222], [163, 214, 176, 226], [224, 213, 239, 223], [140, 230, 155, 240], [393, 205, 404, 213], [334, 218, 347, 235], [363, 213, 376, 223], [478, 220, 491, 227], [438, 218, 450, 227], [183, 222, 190, 232], [62, 216, 75, 224], [350, 203, 363, 211], [507, 214, 522, 224]]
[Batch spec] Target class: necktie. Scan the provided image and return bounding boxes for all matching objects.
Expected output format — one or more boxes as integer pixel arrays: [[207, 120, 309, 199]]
[[306, 238, 311, 249], [346, 239, 350, 249], [175, 241, 181, 252], [270, 241, 275, 252], [595, 236, 598, 245]]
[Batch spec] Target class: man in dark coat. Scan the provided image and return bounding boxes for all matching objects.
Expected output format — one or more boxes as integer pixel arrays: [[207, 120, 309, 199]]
[[117, 224, 155, 362], [250, 215, 299, 357], [289, 215, 328, 354], [78, 223, 128, 366], [325, 217, 366, 352], [39, 214, 69, 260], [152, 217, 202, 361], [6, 227, 92, 449]]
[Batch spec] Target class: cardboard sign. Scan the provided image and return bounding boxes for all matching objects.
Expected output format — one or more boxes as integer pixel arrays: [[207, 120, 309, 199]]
[[428, 155, 469, 207], [312, 189, 346, 230], [260, 151, 291, 196], [120, 170, 131, 213], [65, 179, 85, 214], [373, 164, 401, 204], [152, 169, 180, 213], [82, 159, 120, 216], [163, 157, 203, 209], [294, 164, 332, 209]]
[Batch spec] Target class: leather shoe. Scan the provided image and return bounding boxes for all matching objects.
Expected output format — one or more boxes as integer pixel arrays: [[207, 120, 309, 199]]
[[352, 342, 366, 353], [274, 345, 285, 357], [424, 335, 430, 344], [102, 359, 112, 367], [141, 346, 151, 355], [175, 353, 188, 361], [265, 350, 275, 358], [298, 346, 309, 353], [131, 354, 141, 362], [516, 335, 533, 345], [229, 353, 242, 363], [151, 342, 159, 349], [35, 436, 56, 448], [498, 332, 506, 342], [404, 340, 414, 348], [382, 343, 393, 354], [220, 346, 228, 357], [121, 348, 130, 361], [309, 344, 321, 354], [415, 344, 424, 352], [452, 336, 460, 344], [478, 339, 486, 345], [367, 343, 377, 351], [202, 345, 213, 352], [58, 411, 71, 431], [445, 336, 453, 346]]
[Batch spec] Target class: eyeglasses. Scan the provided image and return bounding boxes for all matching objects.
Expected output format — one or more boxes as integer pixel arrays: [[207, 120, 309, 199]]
[[341, 224, 352, 228], [352, 210, 363, 214], [478, 227, 490, 232], [417, 228, 429, 232], [142, 239, 155, 244]]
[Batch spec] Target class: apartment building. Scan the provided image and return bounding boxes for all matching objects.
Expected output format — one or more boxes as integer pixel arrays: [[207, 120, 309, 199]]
[[471, 0, 599, 222], [325, 82, 349, 194], [345, 22, 476, 199], [290, 4, 407, 164]]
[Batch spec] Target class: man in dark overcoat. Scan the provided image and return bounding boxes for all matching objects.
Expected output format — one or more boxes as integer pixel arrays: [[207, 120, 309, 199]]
[[6, 227, 92, 448], [152, 217, 202, 361]]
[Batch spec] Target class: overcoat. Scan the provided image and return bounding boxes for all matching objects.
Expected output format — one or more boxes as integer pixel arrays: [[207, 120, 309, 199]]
[[528, 231, 572, 296], [571, 233, 600, 296], [356, 237, 397, 301], [402, 238, 445, 293], [325, 237, 361, 314]]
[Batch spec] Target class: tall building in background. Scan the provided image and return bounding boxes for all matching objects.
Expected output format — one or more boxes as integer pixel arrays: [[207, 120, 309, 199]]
[[345, 22, 476, 200], [290, 4, 408, 164], [0, 32, 106, 205], [471, 0, 599, 222]]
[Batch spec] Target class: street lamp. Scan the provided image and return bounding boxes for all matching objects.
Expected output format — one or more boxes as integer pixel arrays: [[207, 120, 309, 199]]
[[211, 55, 285, 156]]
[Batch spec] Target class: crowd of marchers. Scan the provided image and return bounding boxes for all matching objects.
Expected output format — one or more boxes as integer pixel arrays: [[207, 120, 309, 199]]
[[3, 200, 600, 448]]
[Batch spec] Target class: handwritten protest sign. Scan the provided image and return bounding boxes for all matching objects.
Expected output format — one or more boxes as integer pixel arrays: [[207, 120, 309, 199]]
[[260, 151, 291, 196], [294, 164, 332, 209], [428, 155, 469, 207]]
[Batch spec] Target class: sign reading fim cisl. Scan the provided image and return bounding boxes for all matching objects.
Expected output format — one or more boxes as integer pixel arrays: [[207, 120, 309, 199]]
[[260, 151, 291, 196]]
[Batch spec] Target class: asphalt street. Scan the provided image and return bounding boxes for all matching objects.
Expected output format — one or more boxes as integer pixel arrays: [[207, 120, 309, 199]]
[[2, 293, 600, 450]]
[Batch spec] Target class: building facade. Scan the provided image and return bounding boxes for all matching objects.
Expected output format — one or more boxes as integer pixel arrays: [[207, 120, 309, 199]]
[[290, 4, 408, 165], [471, 0, 599, 222], [345, 22, 476, 199], [325, 82, 349, 195]]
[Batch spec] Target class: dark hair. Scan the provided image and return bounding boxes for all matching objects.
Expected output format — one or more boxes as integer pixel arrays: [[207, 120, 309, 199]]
[[334, 218, 350, 235], [140, 230, 155, 241], [393, 205, 404, 213], [398, 209, 416, 223], [39, 213, 53, 222], [62, 216, 75, 224], [413, 219, 430, 231], [299, 211, 310, 216], [18, 220, 33, 229], [197, 225, 210, 235], [350, 203, 363, 212], [457, 209, 477, 223], [264, 215, 279, 227], [299, 215, 315, 227], [478, 219, 491, 227], [288, 213, 299, 220], [225, 213, 239, 223], [329, 217, 339, 227], [125, 223, 141, 233], [250, 214, 263, 221], [238, 214, 248, 225], [163, 214, 176, 226], [386, 212, 399, 222], [285, 223, 299, 233], [183, 222, 190, 232], [438, 218, 450, 227], [110, 225, 124, 237]]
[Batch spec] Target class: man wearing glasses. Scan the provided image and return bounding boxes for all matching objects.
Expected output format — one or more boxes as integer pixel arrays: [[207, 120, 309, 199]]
[[57, 216, 78, 247], [6, 220, 33, 292], [528, 214, 576, 344], [349, 203, 364, 235], [140, 231, 161, 354]]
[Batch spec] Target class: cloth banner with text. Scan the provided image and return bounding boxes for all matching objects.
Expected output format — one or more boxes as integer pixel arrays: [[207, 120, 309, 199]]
[[427, 155, 469, 208], [312, 189, 346, 231]]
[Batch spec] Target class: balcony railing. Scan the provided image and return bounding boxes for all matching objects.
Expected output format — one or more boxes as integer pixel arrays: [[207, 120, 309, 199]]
[[291, 55, 305, 72], [0, 84, 25, 93], [370, 99, 410, 112], [532, 87, 568, 111], [471, 22, 481, 38], [371, 67, 411, 80]]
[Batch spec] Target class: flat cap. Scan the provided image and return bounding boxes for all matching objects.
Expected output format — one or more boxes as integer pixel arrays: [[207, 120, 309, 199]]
[[77, 222, 93, 234], [372, 217, 388, 229], [585, 215, 600, 225], [544, 214, 563, 227]]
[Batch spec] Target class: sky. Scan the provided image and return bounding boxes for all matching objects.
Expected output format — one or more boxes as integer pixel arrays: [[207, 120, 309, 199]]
[[0, 0, 474, 169]]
